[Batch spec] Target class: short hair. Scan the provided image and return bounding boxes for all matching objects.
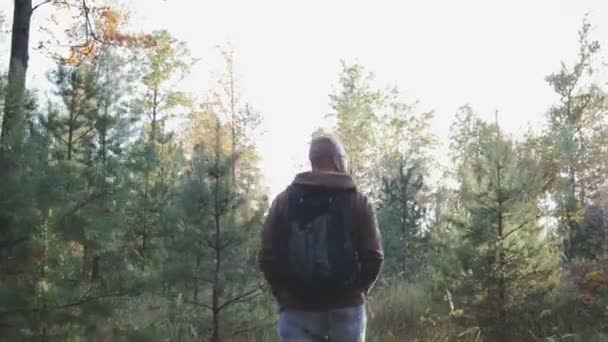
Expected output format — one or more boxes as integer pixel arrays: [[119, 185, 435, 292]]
[[308, 135, 346, 165]]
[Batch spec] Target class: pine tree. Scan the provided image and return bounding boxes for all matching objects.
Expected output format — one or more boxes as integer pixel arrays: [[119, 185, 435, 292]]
[[13, 49, 141, 340], [434, 111, 557, 341], [0, 85, 50, 341], [161, 48, 268, 339], [375, 88, 436, 280], [163, 105, 266, 341], [125, 30, 192, 272]]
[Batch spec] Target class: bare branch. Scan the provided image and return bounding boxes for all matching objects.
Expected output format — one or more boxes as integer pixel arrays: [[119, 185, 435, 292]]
[[31, 0, 52, 14], [80, 0, 120, 47], [82, 0, 99, 43]]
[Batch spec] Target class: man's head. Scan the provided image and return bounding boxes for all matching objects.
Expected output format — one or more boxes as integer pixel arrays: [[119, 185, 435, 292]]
[[308, 135, 347, 173]]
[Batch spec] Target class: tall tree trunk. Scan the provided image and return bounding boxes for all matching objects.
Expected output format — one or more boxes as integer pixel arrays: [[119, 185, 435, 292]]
[[67, 120, 74, 160], [150, 88, 158, 143], [211, 210, 221, 342], [564, 163, 577, 260], [194, 254, 200, 301], [0, 0, 33, 247], [211, 119, 222, 342], [140, 88, 159, 271], [494, 116, 507, 342], [496, 210, 507, 342], [100, 96, 109, 171], [1, 0, 32, 150], [400, 165, 409, 277], [229, 57, 236, 187]]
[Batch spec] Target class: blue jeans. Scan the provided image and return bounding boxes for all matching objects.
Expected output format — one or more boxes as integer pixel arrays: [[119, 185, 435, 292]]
[[278, 305, 367, 342]]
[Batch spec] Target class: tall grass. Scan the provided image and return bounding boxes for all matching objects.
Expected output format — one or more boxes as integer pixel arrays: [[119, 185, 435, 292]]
[[233, 282, 462, 342], [232, 280, 608, 342]]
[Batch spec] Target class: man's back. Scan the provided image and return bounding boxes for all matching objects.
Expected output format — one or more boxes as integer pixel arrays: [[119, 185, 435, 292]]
[[277, 182, 359, 304], [259, 169, 383, 341]]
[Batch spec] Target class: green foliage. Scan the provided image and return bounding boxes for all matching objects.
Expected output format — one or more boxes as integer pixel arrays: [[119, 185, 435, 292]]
[[327, 61, 383, 192], [542, 17, 608, 261]]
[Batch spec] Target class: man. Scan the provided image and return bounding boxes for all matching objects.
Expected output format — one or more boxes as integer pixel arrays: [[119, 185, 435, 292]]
[[258, 135, 383, 342]]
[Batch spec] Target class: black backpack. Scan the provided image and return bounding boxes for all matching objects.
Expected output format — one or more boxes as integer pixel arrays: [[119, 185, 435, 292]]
[[277, 184, 359, 302]]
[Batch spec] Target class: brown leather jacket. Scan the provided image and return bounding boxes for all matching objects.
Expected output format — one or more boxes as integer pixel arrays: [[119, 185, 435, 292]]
[[258, 171, 384, 311]]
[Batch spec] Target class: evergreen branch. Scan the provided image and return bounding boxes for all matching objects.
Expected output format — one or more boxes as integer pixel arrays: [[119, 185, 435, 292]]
[[204, 236, 215, 249], [192, 275, 215, 284], [541, 174, 555, 193], [217, 284, 264, 311], [157, 291, 213, 310], [500, 224, 526, 241], [223, 226, 256, 250], [222, 213, 261, 249], [492, 254, 521, 272], [221, 235, 241, 250], [52, 132, 68, 146], [476, 196, 499, 214], [497, 215, 541, 241], [54, 290, 129, 309], [72, 126, 95, 144], [0, 288, 118, 316], [61, 192, 106, 220], [182, 298, 213, 310]]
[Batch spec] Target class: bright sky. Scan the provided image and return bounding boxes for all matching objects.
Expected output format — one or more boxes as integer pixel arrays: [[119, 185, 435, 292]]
[[3, 0, 608, 199]]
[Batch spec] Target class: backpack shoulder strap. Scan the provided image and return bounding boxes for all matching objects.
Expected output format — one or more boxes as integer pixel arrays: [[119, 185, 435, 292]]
[[286, 184, 306, 219]]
